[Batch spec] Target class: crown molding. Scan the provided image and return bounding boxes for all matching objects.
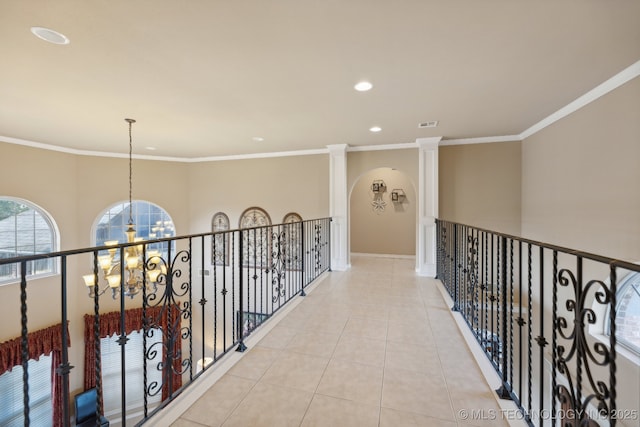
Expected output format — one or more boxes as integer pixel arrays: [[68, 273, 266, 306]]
[[519, 59, 640, 140], [347, 142, 417, 152], [3, 60, 638, 160], [184, 148, 328, 163], [440, 135, 522, 146]]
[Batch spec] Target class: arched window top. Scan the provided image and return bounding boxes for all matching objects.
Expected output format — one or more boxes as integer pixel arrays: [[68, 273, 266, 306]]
[[211, 212, 230, 266], [283, 212, 302, 224], [0, 197, 59, 284], [93, 200, 175, 247], [609, 271, 640, 356], [212, 212, 230, 232], [239, 207, 271, 229]]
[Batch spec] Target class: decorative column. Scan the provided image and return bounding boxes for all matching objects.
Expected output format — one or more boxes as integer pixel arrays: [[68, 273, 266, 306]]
[[327, 144, 349, 271], [416, 137, 442, 276]]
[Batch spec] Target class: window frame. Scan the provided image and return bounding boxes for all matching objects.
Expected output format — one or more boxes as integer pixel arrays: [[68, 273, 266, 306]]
[[606, 271, 640, 356], [589, 269, 640, 366], [0, 197, 60, 285], [91, 200, 176, 259]]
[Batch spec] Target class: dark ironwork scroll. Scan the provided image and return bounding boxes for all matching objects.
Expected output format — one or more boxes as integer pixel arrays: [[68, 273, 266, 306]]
[[434, 219, 630, 427], [555, 267, 616, 425], [143, 247, 191, 401], [271, 229, 287, 303]]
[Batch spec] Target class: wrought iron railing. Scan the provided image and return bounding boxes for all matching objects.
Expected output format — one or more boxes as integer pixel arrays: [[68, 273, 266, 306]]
[[436, 219, 640, 427], [0, 217, 331, 426]]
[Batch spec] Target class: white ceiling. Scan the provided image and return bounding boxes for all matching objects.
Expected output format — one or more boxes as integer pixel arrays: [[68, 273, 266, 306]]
[[1, 1, 639, 159]]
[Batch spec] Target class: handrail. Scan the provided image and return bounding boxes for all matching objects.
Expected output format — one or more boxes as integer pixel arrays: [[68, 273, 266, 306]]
[[0, 217, 332, 426], [436, 219, 640, 270], [435, 219, 639, 427]]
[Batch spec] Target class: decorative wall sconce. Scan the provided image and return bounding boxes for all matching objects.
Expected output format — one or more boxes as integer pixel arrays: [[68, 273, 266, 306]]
[[371, 179, 386, 193], [371, 179, 387, 213], [391, 189, 406, 203]]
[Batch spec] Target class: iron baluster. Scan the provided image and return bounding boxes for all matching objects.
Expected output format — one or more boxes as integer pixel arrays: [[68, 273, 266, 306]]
[[609, 265, 617, 426], [497, 236, 510, 399], [508, 239, 514, 392], [536, 247, 547, 417], [300, 221, 306, 296], [552, 250, 558, 426], [517, 240, 523, 406], [236, 230, 247, 352], [206, 235, 212, 367], [20, 261, 30, 426], [526, 243, 533, 421], [58, 257, 72, 427]]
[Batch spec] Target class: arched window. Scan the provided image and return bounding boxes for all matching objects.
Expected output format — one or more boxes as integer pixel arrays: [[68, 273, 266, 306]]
[[282, 213, 302, 271], [283, 212, 302, 224], [239, 207, 271, 267], [0, 197, 58, 284], [94, 200, 175, 258], [211, 212, 230, 266], [608, 272, 640, 355]]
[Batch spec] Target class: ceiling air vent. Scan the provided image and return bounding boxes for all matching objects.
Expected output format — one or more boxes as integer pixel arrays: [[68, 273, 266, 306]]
[[418, 121, 438, 128]]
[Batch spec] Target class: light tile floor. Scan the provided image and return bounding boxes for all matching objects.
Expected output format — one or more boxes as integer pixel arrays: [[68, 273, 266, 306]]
[[171, 256, 516, 427]]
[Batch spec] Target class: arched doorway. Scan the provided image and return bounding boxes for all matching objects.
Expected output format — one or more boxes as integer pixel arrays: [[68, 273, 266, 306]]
[[349, 167, 417, 257]]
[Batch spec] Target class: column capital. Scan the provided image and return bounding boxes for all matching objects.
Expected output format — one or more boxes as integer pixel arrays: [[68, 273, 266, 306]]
[[416, 137, 442, 150], [326, 144, 349, 155]]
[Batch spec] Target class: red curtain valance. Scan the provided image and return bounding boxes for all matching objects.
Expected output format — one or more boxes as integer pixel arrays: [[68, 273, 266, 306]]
[[0, 322, 69, 376], [83, 306, 163, 342]]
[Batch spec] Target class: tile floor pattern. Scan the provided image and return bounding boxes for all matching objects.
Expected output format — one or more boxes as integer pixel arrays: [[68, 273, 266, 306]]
[[172, 257, 513, 427]]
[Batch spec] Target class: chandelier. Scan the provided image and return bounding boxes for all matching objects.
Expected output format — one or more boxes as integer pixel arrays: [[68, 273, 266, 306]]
[[82, 118, 163, 299]]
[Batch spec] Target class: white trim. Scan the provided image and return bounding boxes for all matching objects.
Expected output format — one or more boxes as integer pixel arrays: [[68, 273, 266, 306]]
[[347, 142, 417, 152], [520, 59, 640, 139], [350, 252, 415, 260], [416, 137, 440, 277], [327, 144, 349, 271], [182, 148, 328, 163], [2, 60, 638, 159], [0, 135, 329, 162], [440, 135, 521, 146]]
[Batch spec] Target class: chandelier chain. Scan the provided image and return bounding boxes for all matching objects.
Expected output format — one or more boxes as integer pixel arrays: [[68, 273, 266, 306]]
[[126, 118, 136, 225]]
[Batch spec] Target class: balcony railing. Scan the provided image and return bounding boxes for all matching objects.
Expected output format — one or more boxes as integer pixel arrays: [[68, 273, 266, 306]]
[[0, 217, 331, 426], [436, 219, 640, 427]]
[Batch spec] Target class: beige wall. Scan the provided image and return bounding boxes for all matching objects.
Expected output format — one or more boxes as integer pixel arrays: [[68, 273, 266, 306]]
[[520, 77, 640, 421], [350, 167, 416, 255], [188, 154, 329, 233], [347, 149, 418, 256], [439, 141, 522, 235], [0, 141, 330, 398], [521, 76, 640, 262]]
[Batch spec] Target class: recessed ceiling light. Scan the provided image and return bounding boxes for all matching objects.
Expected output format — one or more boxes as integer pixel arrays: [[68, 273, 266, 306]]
[[369, 126, 382, 132], [30, 27, 70, 45], [145, 146, 157, 151], [252, 136, 264, 142], [354, 81, 373, 92]]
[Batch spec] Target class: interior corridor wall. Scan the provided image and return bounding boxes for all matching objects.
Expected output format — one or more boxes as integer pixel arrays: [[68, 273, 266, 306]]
[[187, 154, 330, 234], [347, 149, 418, 257], [439, 141, 522, 236], [521, 76, 640, 262], [350, 167, 416, 255]]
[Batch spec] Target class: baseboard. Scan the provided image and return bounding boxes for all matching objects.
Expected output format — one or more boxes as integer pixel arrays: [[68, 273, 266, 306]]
[[350, 252, 415, 260]]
